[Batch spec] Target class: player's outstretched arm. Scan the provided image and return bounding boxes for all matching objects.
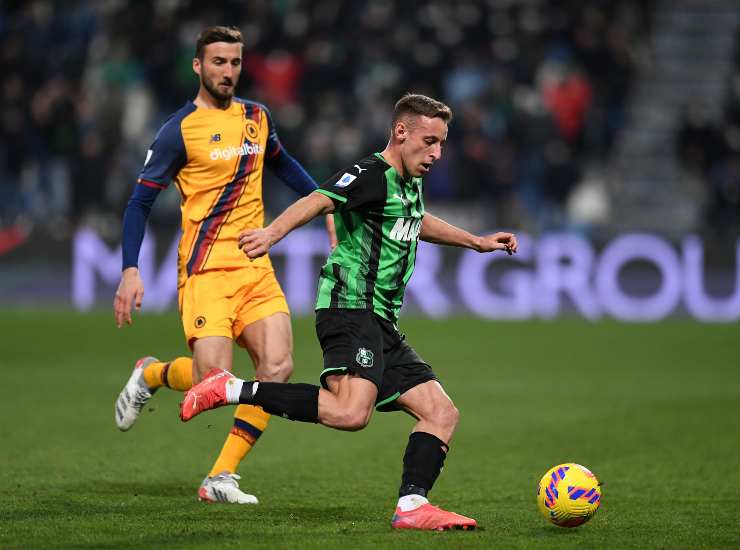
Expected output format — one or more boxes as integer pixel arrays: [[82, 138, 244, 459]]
[[114, 183, 162, 327], [265, 149, 338, 250], [239, 191, 335, 259], [420, 213, 517, 255]]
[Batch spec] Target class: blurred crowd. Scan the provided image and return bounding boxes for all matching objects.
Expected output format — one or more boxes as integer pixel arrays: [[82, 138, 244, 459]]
[[678, 31, 740, 239], [0, 0, 654, 239]]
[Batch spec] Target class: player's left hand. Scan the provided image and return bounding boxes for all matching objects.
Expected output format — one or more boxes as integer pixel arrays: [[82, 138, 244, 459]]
[[475, 232, 518, 255], [325, 214, 338, 250], [238, 228, 274, 259]]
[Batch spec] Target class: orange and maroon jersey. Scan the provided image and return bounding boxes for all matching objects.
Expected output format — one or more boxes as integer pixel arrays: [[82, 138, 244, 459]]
[[138, 98, 281, 283]]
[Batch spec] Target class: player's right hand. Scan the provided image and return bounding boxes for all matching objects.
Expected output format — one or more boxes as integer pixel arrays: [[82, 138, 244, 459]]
[[114, 267, 144, 328], [238, 228, 274, 259]]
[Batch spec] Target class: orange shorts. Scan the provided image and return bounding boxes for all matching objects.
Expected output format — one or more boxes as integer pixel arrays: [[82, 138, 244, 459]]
[[178, 267, 290, 349]]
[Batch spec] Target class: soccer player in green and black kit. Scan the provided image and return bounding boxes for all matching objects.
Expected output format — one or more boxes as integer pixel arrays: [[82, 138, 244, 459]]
[[180, 94, 518, 531]]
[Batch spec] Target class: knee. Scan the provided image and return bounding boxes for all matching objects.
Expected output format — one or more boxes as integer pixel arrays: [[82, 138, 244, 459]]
[[434, 401, 460, 431], [334, 406, 373, 431], [257, 354, 293, 382]]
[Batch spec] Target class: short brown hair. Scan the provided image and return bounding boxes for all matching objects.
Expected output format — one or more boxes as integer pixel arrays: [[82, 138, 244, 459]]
[[195, 26, 243, 60], [392, 93, 453, 125]]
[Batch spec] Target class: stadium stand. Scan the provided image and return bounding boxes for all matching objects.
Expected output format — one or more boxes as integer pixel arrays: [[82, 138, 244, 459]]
[[1, 0, 737, 242]]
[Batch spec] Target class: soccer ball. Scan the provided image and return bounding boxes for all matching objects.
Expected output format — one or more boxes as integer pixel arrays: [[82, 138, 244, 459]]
[[537, 463, 602, 527]]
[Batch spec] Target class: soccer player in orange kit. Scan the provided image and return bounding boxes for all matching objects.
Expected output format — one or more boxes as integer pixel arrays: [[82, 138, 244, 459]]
[[113, 26, 335, 503]]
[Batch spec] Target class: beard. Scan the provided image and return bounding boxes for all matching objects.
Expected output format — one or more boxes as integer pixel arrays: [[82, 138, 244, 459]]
[[202, 73, 235, 103]]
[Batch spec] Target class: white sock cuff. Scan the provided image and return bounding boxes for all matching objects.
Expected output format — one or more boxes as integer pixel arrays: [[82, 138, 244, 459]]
[[397, 494, 429, 512], [225, 378, 244, 404]]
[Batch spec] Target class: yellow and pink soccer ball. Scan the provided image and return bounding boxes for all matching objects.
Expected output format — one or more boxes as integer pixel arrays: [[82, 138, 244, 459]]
[[537, 463, 602, 527]]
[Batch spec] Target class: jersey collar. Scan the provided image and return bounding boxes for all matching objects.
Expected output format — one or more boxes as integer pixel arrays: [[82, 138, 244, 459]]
[[374, 152, 419, 187], [189, 100, 243, 116]]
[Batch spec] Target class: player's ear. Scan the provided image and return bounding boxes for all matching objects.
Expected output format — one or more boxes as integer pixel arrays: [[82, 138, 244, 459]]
[[394, 121, 408, 143], [192, 57, 201, 76]]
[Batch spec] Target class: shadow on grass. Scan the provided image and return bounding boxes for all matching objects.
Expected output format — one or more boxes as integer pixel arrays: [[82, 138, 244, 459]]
[[81, 479, 190, 498], [4, 480, 188, 520], [5, 478, 358, 524], [529, 525, 586, 538]]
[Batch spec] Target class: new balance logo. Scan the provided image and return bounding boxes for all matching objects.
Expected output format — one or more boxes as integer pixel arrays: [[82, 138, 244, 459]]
[[389, 218, 422, 241], [210, 133, 222, 143]]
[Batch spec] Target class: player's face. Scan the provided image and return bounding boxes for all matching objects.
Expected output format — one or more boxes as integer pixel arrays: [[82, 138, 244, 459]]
[[397, 115, 448, 178], [194, 41, 242, 102]]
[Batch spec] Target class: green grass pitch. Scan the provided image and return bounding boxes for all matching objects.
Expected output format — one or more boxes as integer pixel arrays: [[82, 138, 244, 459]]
[[1, 310, 739, 548]]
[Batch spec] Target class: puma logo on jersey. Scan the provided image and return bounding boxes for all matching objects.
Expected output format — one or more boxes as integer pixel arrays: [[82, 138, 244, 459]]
[[389, 217, 422, 241], [354, 164, 367, 173]]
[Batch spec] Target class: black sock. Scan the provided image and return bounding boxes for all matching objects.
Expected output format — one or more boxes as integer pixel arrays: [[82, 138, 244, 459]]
[[241, 382, 319, 423], [398, 432, 449, 498]]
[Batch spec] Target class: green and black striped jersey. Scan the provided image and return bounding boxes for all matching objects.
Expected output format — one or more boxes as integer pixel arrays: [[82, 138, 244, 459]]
[[314, 152, 424, 322]]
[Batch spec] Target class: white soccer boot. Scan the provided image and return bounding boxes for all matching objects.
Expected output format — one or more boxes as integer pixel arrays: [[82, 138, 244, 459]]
[[198, 472, 259, 504], [115, 356, 159, 431]]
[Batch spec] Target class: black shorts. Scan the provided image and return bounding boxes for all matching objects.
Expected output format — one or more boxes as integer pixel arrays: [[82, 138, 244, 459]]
[[315, 308, 438, 412]]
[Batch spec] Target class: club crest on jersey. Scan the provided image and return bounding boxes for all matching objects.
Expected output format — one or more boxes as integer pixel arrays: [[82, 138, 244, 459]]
[[245, 120, 260, 140], [194, 316, 206, 329], [389, 218, 422, 241], [356, 348, 374, 368], [335, 173, 356, 187]]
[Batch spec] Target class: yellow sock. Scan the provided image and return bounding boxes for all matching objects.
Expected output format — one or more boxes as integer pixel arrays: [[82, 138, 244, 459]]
[[209, 405, 271, 476], [142, 357, 193, 391]]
